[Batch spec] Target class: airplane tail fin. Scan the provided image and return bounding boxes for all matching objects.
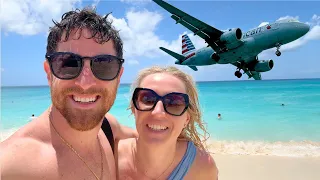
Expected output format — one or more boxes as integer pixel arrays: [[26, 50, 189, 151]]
[[159, 47, 185, 64], [182, 34, 196, 56]]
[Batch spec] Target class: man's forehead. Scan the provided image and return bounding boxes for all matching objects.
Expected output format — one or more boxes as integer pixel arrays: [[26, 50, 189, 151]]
[[57, 28, 116, 56]]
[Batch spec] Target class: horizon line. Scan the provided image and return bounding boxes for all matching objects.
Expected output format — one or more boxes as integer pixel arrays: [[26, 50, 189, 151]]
[[1, 77, 320, 88]]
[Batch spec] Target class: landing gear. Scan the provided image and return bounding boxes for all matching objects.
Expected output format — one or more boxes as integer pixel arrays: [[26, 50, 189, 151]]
[[235, 70, 242, 78], [275, 43, 281, 56]]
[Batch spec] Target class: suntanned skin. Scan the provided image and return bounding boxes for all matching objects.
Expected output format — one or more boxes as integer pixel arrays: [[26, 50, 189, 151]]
[[118, 138, 219, 180], [0, 29, 137, 180], [117, 73, 219, 180], [0, 112, 118, 180]]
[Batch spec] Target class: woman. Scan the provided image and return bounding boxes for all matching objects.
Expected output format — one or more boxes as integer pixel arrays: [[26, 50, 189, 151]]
[[118, 66, 218, 180]]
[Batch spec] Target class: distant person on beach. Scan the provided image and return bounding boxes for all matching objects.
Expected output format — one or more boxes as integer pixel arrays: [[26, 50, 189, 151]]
[[117, 66, 218, 179], [0, 7, 138, 180], [218, 113, 222, 120], [29, 114, 37, 120]]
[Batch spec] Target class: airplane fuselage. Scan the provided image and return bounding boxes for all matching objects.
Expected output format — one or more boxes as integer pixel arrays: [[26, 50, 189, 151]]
[[180, 20, 309, 66]]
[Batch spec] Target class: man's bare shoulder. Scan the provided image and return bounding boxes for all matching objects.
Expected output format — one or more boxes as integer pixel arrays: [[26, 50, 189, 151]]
[[189, 147, 219, 179], [1, 134, 44, 177], [0, 119, 49, 178]]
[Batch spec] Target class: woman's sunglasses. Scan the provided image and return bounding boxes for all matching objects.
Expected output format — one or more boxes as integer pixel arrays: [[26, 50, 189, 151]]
[[45, 52, 124, 81], [132, 87, 189, 116]]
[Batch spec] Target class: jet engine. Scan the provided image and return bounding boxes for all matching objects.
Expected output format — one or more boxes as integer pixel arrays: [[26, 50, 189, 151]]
[[253, 60, 274, 72], [220, 28, 243, 49]]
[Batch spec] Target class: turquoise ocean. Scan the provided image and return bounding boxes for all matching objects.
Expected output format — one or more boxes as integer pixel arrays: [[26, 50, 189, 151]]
[[1, 79, 320, 157]]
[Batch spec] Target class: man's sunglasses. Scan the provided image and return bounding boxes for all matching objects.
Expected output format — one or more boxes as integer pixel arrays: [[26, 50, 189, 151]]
[[132, 87, 189, 116], [45, 52, 124, 81]]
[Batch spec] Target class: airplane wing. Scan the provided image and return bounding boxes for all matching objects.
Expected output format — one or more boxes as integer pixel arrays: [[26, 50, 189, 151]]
[[153, 0, 226, 53]]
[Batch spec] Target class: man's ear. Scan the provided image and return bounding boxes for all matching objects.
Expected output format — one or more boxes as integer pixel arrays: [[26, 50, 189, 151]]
[[119, 67, 124, 79], [116, 67, 124, 86], [44, 60, 52, 87]]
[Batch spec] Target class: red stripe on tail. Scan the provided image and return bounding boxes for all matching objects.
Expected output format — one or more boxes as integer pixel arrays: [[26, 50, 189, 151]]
[[186, 52, 195, 59], [182, 49, 188, 54]]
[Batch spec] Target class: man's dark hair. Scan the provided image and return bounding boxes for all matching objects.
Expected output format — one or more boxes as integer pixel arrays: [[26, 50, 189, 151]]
[[46, 7, 123, 58]]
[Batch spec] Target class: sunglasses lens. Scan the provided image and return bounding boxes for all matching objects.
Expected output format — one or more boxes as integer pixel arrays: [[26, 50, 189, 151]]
[[50, 53, 81, 79], [92, 56, 121, 80], [134, 89, 157, 111], [164, 94, 187, 116]]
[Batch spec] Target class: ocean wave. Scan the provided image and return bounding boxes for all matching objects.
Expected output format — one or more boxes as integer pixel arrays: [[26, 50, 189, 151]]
[[207, 140, 320, 157]]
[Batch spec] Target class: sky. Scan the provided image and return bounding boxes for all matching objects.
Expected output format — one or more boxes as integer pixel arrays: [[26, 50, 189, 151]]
[[1, 0, 320, 86]]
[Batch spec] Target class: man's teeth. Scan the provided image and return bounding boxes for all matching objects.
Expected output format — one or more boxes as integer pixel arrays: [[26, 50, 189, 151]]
[[73, 96, 97, 103], [147, 124, 168, 131]]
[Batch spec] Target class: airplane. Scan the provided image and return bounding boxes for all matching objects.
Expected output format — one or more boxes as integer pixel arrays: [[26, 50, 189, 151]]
[[153, 0, 310, 80]]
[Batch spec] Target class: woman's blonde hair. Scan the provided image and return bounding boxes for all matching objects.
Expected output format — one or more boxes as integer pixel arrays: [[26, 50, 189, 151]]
[[129, 66, 210, 152]]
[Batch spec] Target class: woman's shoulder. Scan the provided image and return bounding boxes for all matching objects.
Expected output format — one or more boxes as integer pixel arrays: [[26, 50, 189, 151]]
[[188, 143, 219, 179]]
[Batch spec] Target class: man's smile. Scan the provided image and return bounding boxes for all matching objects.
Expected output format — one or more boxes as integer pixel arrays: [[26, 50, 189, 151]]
[[69, 95, 101, 109]]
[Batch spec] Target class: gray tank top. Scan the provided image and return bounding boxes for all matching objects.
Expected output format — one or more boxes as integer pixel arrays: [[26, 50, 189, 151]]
[[167, 141, 197, 180]]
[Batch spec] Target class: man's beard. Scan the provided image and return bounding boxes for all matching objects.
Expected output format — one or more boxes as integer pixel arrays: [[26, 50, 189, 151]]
[[51, 84, 117, 131]]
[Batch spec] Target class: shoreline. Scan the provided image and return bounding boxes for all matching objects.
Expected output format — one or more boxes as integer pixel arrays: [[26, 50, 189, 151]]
[[207, 139, 320, 158], [2, 127, 319, 158]]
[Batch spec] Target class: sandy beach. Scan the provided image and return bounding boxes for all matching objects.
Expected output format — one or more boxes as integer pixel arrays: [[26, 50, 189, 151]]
[[2, 131, 320, 180], [213, 154, 320, 180]]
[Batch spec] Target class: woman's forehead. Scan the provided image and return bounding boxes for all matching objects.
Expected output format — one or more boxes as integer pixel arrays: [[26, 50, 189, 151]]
[[140, 73, 186, 95]]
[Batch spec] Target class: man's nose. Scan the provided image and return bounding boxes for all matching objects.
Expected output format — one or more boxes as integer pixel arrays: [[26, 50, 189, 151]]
[[151, 100, 166, 116], [74, 60, 97, 90]]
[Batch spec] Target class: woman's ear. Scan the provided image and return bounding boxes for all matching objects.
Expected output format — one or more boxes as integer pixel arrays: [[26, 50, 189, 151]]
[[185, 113, 191, 127]]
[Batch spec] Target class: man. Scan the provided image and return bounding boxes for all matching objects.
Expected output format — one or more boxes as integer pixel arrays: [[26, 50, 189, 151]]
[[1, 7, 137, 180]]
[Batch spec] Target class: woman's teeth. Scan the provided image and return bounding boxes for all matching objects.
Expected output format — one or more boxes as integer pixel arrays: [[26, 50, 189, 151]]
[[147, 124, 168, 131]]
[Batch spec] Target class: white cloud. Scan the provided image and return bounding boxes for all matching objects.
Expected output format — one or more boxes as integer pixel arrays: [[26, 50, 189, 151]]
[[127, 59, 139, 65], [258, 22, 269, 27], [91, 0, 101, 8], [0, 0, 81, 35], [108, 9, 173, 60], [277, 15, 299, 21], [109, 10, 159, 58]]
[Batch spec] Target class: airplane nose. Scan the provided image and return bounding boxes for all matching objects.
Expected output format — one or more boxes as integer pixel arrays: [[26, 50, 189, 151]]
[[300, 23, 310, 35]]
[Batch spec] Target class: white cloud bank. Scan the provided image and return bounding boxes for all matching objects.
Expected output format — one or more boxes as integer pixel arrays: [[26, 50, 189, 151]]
[[0, 0, 81, 35]]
